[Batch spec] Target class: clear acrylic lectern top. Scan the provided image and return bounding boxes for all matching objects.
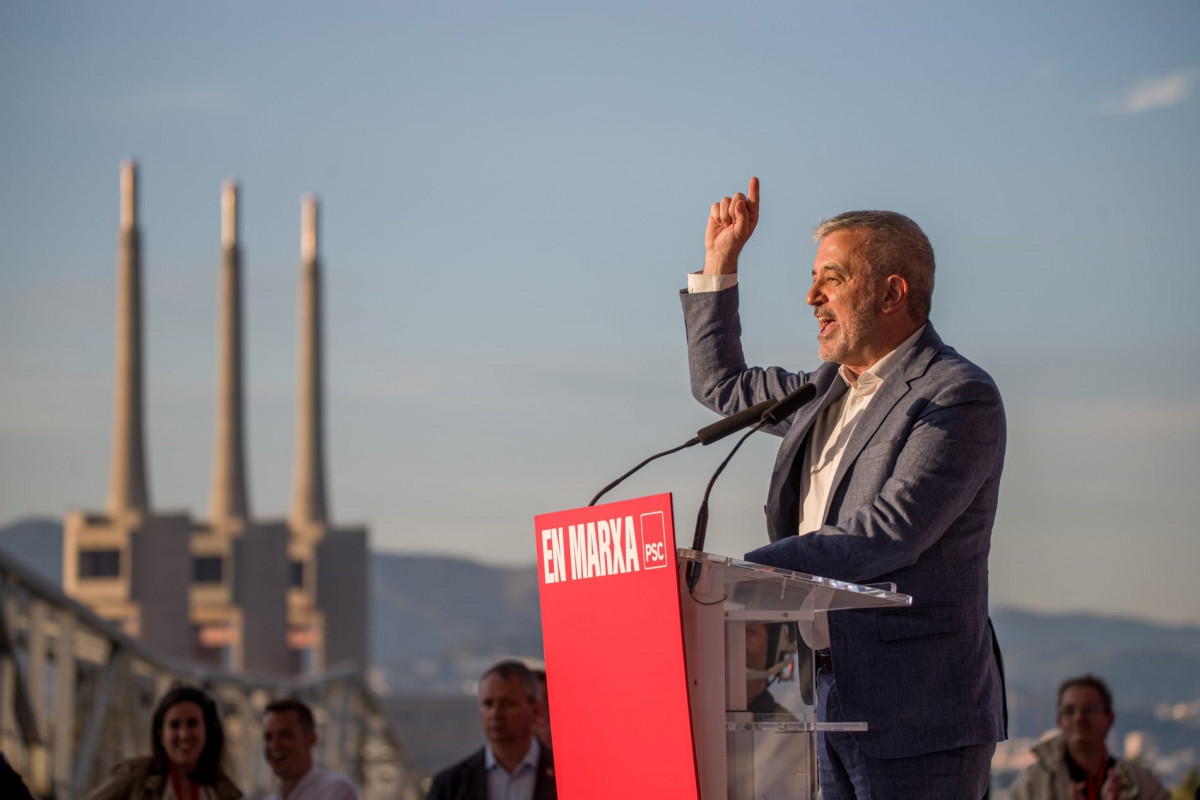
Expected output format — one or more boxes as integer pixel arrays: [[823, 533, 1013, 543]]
[[678, 548, 911, 616]]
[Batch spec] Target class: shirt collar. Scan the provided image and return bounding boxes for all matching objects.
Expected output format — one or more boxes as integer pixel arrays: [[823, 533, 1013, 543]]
[[837, 323, 927, 394], [485, 737, 540, 774]]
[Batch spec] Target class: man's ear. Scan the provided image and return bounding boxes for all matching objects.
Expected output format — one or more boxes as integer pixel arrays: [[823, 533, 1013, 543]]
[[881, 274, 909, 314]]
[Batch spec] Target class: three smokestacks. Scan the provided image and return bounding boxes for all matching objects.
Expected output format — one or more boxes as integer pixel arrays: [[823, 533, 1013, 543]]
[[107, 160, 330, 529]]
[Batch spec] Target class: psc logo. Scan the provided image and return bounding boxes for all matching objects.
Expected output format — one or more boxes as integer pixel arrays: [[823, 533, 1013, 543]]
[[640, 511, 669, 570]]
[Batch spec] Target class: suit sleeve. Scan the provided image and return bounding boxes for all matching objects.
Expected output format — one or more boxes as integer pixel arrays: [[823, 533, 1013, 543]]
[[746, 372, 1005, 584], [681, 285, 806, 434]]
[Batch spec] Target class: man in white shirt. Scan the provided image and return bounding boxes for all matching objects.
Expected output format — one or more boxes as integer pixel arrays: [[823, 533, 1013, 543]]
[[262, 698, 359, 800], [426, 661, 556, 800], [682, 177, 1007, 799]]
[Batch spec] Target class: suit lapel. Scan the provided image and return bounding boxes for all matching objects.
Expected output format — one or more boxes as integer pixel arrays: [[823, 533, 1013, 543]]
[[534, 746, 556, 800], [771, 364, 844, 480], [468, 749, 488, 798], [766, 365, 845, 540]]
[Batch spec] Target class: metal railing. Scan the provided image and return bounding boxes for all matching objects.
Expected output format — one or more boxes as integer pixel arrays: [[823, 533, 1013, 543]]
[[0, 547, 425, 799]]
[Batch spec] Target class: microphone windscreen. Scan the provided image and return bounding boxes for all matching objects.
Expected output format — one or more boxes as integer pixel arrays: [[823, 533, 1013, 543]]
[[761, 383, 818, 425], [695, 398, 776, 445]]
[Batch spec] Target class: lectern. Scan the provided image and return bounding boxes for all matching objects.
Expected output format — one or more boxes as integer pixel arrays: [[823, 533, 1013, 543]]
[[535, 493, 911, 800]]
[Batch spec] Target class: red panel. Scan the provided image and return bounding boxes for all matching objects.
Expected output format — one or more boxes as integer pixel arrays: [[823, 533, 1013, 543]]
[[535, 493, 698, 799]]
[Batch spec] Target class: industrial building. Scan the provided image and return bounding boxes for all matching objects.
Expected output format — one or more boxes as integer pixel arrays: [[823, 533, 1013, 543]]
[[63, 161, 368, 675]]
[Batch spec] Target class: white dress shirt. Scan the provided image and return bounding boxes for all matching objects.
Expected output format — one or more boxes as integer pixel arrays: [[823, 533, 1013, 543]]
[[485, 737, 542, 800]]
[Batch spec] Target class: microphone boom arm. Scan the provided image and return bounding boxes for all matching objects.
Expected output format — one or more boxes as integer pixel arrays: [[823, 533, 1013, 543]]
[[588, 439, 698, 507]]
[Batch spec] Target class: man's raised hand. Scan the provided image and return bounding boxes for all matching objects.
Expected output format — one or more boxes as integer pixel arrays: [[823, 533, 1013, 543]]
[[703, 176, 760, 275]]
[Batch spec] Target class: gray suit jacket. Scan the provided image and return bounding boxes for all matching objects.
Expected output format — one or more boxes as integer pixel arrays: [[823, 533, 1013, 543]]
[[682, 285, 1007, 759]]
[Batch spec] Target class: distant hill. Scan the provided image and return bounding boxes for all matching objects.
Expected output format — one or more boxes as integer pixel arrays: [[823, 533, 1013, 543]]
[[992, 606, 1200, 704], [0, 517, 62, 585], [369, 551, 544, 684]]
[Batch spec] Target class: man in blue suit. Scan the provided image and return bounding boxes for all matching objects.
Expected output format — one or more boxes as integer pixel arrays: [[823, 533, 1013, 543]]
[[681, 178, 1006, 799]]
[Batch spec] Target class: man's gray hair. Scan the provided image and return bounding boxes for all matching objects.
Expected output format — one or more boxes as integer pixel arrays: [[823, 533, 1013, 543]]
[[813, 210, 935, 323]]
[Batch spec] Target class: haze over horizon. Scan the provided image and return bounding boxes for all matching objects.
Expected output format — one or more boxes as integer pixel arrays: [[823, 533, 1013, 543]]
[[2, 3, 1198, 625]]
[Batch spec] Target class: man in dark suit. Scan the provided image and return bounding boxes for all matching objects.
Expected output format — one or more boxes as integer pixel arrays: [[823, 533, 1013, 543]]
[[427, 661, 556, 800], [682, 177, 1006, 799]]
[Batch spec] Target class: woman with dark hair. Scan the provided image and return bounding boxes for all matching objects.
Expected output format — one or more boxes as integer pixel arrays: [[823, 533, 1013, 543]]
[[84, 684, 242, 800]]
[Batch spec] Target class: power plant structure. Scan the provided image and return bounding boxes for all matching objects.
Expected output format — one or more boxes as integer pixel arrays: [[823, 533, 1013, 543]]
[[63, 160, 369, 676]]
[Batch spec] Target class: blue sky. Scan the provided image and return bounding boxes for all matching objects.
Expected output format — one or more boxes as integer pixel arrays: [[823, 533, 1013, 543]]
[[2, 2, 1198, 624]]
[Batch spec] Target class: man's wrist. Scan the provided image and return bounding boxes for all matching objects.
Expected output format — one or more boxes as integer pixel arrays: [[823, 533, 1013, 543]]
[[703, 252, 738, 276]]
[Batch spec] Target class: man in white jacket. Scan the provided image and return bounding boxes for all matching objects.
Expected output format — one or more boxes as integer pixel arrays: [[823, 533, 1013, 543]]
[[1007, 675, 1168, 800]]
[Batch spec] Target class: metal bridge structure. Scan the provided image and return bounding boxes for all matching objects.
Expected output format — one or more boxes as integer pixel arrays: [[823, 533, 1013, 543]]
[[0, 548, 426, 799]]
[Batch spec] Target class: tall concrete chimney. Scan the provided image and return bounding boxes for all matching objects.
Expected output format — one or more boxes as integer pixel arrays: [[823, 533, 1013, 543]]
[[106, 159, 150, 517], [209, 179, 250, 524], [290, 195, 328, 528]]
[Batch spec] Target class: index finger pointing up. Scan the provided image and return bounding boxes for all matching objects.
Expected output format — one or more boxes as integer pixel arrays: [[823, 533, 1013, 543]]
[[748, 176, 760, 208]]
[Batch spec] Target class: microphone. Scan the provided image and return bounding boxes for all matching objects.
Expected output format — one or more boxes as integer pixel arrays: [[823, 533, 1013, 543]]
[[762, 383, 817, 425], [695, 399, 776, 445], [588, 398, 775, 506], [686, 382, 818, 589]]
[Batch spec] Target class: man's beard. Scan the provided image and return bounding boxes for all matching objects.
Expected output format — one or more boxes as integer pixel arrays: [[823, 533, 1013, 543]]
[[817, 289, 880, 364]]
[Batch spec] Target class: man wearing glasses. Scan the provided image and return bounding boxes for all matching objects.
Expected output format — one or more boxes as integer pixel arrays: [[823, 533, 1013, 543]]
[[1007, 674, 1168, 800]]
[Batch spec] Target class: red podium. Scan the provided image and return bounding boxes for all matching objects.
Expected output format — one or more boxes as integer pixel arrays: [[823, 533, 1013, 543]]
[[534, 494, 911, 800]]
